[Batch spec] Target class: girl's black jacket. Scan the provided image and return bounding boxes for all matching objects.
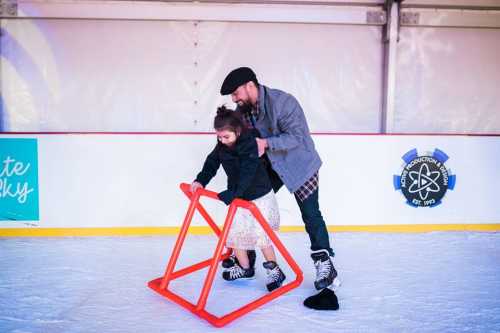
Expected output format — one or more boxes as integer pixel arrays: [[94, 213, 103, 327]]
[[195, 130, 272, 205]]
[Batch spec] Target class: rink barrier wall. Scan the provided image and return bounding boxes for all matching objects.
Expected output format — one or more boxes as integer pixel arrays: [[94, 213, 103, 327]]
[[1, 224, 500, 237], [1, 133, 500, 235]]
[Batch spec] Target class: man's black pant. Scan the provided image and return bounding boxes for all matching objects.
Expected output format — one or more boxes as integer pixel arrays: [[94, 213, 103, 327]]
[[265, 162, 334, 257]]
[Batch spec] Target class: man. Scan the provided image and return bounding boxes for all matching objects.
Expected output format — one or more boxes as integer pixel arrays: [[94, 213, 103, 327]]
[[220, 67, 340, 310]]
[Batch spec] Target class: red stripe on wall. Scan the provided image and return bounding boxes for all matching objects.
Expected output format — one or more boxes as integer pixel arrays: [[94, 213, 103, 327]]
[[2, 132, 500, 137]]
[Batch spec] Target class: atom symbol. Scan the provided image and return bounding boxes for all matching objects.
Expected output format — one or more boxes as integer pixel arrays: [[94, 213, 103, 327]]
[[408, 163, 441, 200]]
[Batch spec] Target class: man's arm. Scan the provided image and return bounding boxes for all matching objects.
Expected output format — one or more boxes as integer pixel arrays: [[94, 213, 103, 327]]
[[265, 95, 306, 153]]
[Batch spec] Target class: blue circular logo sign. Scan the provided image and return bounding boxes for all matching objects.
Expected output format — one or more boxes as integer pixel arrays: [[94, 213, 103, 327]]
[[394, 148, 456, 207]]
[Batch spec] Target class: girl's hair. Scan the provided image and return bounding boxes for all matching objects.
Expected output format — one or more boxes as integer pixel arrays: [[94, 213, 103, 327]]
[[214, 105, 245, 133]]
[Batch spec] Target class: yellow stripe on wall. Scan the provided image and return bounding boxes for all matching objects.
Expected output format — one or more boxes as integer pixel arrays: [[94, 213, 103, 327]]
[[0, 224, 499, 237]]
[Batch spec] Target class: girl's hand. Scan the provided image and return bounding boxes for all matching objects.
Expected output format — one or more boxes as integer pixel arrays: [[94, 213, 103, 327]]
[[190, 181, 203, 194], [218, 190, 235, 205]]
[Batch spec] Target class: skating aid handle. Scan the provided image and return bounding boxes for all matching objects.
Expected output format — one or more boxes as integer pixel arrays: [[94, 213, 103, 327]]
[[179, 183, 254, 210]]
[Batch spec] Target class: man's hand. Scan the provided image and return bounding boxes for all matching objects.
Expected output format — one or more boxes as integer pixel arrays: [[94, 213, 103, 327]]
[[190, 181, 203, 194], [256, 138, 268, 157]]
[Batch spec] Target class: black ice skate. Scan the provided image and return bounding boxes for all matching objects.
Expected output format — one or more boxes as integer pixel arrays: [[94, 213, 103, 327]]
[[263, 261, 286, 292], [222, 249, 256, 269], [222, 263, 255, 281], [311, 249, 340, 290]]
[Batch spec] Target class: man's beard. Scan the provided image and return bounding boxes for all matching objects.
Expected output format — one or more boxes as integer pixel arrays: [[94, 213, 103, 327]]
[[238, 101, 253, 115]]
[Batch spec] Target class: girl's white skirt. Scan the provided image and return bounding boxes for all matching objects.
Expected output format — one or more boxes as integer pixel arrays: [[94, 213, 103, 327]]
[[225, 190, 280, 250]]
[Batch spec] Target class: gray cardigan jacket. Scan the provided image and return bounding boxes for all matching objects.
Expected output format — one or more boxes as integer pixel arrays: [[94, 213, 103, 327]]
[[237, 85, 322, 193]]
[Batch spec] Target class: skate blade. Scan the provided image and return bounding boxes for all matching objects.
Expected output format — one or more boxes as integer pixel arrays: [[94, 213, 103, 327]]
[[329, 277, 342, 291], [224, 275, 256, 281]]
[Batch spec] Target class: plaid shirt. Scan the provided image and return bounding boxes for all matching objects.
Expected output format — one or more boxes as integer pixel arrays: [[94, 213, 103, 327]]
[[241, 103, 260, 129], [241, 102, 318, 202], [294, 172, 319, 202]]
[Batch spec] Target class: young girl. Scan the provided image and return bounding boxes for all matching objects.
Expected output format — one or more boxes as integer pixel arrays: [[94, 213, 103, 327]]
[[190, 106, 286, 292]]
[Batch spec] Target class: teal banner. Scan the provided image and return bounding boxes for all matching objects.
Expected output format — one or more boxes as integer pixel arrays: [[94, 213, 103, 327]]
[[0, 138, 39, 221]]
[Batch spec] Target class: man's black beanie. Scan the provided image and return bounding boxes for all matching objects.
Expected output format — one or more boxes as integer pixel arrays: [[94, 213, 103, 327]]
[[220, 67, 258, 95]]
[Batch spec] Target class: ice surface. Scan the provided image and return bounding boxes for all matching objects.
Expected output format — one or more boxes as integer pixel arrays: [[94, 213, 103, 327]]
[[1, 232, 500, 333]]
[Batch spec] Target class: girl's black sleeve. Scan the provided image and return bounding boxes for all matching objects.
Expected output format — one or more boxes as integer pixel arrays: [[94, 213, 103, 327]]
[[218, 134, 259, 205], [234, 135, 260, 197], [194, 145, 221, 187]]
